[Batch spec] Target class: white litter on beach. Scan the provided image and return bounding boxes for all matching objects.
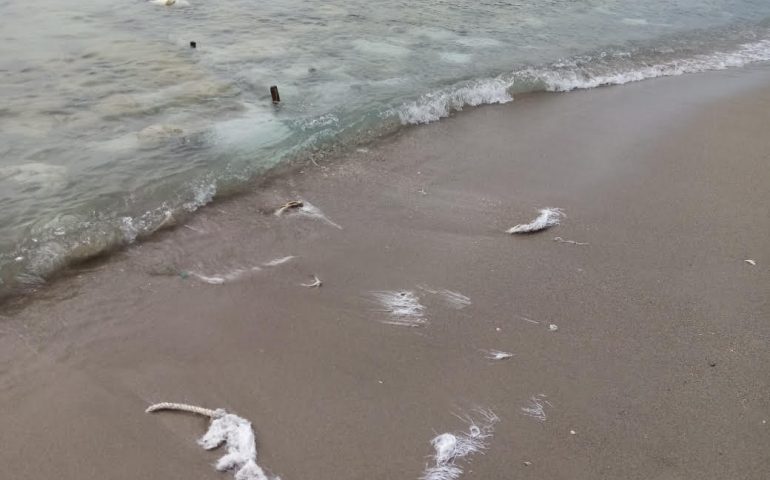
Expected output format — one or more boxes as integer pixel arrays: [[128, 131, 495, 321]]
[[507, 208, 564, 234], [745, 259, 756, 266], [484, 349, 514, 360], [420, 409, 499, 480], [190, 266, 262, 285], [274, 199, 342, 229], [521, 394, 552, 422], [262, 256, 295, 267], [371, 290, 426, 326], [548, 324, 559, 332], [553, 236, 588, 246], [300, 275, 322, 288], [145, 402, 278, 480]]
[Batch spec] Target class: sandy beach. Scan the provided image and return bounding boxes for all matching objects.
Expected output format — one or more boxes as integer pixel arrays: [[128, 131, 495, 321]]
[[1, 65, 769, 480]]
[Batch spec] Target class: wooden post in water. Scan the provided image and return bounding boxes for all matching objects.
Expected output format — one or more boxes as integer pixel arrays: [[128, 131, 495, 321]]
[[190, 41, 196, 49], [270, 86, 280, 103]]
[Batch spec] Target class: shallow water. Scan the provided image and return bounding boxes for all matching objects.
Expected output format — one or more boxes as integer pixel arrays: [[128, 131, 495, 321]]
[[1, 0, 770, 296]]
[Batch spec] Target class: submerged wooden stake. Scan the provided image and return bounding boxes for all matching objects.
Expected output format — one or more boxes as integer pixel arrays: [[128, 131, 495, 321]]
[[270, 85, 280, 103], [190, 41, 197, 49]]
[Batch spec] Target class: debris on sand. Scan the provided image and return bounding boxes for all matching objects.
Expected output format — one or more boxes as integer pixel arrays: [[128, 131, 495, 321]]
[[420, 409, 499, 480], [484, 349, 514, 360], [371, 290, 426, 327], [300, 275, 322, 288], [548, 324, 559, 332], [745, 259, 756, 266], [274, 199, 342, 229], [507, 208, 564, 234], [146, 402, 278, 480], [274, 200, 304, 216], [521, 394, 552, 422]]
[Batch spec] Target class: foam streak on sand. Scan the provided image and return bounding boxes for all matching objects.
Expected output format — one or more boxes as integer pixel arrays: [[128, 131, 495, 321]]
[[275, 200, 342, 230], [521, 394, 552, 422], [418, 285, 472, 309], [484, 350, 514, 360], [371, 290, 426, 327], [421, 410, 499, 480], [262, 256, 295, 267]]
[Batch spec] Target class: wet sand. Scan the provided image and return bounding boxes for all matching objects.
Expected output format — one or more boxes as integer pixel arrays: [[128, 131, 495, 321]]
[[2, 66, 770, 480]]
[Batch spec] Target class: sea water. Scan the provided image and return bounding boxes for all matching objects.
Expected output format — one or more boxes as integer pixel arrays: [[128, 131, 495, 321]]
[[1, 0, 769, 295]]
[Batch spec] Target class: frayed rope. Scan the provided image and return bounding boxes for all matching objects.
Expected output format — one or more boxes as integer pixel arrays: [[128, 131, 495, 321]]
[[146, 402, 280, 480]]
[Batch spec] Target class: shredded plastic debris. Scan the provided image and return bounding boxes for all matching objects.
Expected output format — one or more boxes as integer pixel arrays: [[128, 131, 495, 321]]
[[507, 208, 564, 234], [484, 349, 514, 360], [553, 236, 588, 245], [371, 290, 426, 327], [745, 259, 756, 266], [420, 409, 499, 480], [521, 394, 552, 422], [300, 275, 322, 288], [548, 324, 559, 332], [146, 402, 279, 480]]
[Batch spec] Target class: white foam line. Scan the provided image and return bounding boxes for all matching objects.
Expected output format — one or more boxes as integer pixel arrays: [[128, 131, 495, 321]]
[[262, 256, 295, 267], [420, 409, 499, 480], [521, 394, 552, 422], [397, 77, 513, 125], [507, 208, 564, 234], [528, 39, 770, 93], [146, 403, 278, 480]]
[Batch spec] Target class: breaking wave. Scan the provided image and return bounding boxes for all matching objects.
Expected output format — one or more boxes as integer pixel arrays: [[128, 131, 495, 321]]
[[396, 33, 770, 125]]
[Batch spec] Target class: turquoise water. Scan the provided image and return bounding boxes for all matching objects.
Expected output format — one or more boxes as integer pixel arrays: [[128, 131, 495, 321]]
[[1, 0, 770, 295]]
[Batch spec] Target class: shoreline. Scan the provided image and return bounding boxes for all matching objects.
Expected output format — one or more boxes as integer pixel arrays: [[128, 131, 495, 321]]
[[5, 38, 770, 302], [2, 65, 769, 479]]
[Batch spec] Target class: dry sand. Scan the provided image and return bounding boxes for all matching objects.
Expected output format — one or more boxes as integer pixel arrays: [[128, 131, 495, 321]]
[[1, 65, 769, 480]]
